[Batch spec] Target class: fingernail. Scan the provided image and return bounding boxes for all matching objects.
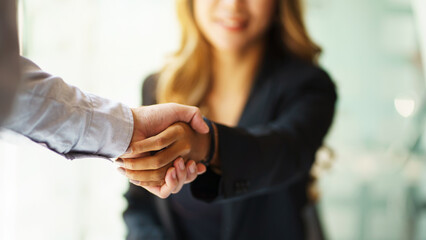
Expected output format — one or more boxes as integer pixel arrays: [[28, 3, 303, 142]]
[[115, 159, 125, 167], [129, 180, 140, 185], [172, 169, 177, 179], [117, 168, 126, 176], [189, 162, 196, 174], [178, 158, 185, 171]]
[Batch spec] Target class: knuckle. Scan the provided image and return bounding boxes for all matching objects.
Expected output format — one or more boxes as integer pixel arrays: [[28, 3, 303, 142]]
[[155, 138, 165, 149], [187, 170, 195, 178], [152, 162, 161, 170], [194, 107, 201, 114], [125, 160, 136, 169], [134, 143, 144, 153], [134, 144, 142, 153], [181, 143, 191, 155], [150, 158, 162, 169], [153, 170, 165, 181], [129, 146, 135, 153], [125, 170, 135, 179], [132, 145, 141, 154], [138, 181, 149, 187], [174, 123, 186, 135]]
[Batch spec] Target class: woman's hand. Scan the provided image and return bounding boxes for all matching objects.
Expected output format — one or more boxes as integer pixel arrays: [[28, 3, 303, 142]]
[[143, 158, 206, 198], [118, 157, 206, 199], [118, 122, 211, 184]]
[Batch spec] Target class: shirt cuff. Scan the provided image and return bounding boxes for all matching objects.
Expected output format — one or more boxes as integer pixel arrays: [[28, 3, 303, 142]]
[[71, 94, 134, 158]]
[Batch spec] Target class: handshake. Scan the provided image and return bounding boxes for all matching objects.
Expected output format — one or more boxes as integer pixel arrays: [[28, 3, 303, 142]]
[[114, 103, 216, 199]]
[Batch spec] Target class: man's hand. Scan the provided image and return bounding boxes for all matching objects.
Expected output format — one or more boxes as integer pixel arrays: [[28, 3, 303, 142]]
[[122, 103, 209, 158], [117, 122, 210, 193], [116, 103, 208, 198], [120, 122, 210, 173]]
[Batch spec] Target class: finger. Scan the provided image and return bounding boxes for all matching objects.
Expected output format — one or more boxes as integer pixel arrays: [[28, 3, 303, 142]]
[[184, 160, 199, 184], [172, 157, 187, 194], [122, 142, 188, 170], [197, 163, 207, 175], [122, 161, 173, 182], [144, 167, 178, 199], [121, 128, 178, 158], [174, 104, 209, 134], [120, 149, 151, 159], [140, 185, 161, 196], [130, 180, 165, 187], [189, 107, 209, 134]]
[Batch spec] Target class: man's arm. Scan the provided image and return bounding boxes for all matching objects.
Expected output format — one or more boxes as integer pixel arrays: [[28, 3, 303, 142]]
[[3, 57, 134, 159], [3, 57, 209, 160]]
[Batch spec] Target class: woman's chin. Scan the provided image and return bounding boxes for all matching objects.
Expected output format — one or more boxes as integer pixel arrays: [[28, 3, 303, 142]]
[[211, 41, 247, 53]]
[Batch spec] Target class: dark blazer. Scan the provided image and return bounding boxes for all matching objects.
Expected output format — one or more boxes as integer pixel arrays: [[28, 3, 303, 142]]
[[124, 48, 337, 240]]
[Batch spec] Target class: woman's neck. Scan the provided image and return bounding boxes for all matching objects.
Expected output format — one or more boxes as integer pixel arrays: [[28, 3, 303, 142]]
[[211, 42, 265, 93], [204, 41, 265, 126]]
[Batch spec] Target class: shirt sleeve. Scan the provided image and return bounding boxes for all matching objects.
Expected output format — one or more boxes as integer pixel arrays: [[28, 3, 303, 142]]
[[2, 57, 134, 159], [190, 69, 337, 202]]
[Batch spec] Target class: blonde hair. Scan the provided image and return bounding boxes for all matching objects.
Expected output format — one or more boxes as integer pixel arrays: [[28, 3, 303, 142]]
[[157, 0, 321, 106]]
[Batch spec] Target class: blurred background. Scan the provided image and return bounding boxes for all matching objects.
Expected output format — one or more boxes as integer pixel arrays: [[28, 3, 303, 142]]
[[0, 0, 425, 239]]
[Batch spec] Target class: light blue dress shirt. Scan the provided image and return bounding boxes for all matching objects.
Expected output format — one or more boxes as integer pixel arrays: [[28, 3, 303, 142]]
[[2, 57, 134, 159]]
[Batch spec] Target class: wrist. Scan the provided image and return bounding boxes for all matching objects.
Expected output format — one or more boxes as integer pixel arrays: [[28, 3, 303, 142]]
[[128, 108, 137, 143], [200, 118, 221, 175], [200, 131, 211, 161], [208, 122, 221, 174], [129, 107, 145, 143], [201, 117, 215, 166]]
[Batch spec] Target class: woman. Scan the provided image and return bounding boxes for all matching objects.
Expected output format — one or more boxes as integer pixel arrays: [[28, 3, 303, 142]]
[[122, 0, 337, 239]]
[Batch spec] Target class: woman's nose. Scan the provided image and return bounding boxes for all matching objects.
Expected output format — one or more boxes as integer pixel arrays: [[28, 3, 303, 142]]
[[221, 0, 244, 10]]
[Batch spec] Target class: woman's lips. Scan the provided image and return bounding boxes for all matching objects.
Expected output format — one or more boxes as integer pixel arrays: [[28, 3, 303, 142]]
[[216, 18, 248, 31]]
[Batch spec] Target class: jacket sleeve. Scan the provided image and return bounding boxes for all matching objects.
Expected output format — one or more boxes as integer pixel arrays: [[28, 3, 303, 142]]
[[123, 76, 169, 240], [2, 57, 134, 159], [191, 69, 337, 202], [124, 184, 170, 240]]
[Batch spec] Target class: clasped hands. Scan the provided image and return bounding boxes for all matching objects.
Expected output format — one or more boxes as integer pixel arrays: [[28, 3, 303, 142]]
[[115, 103, 212, 199]]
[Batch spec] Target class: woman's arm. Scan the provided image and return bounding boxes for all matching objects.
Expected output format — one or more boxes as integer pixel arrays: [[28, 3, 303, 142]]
[[122, 70, 337, 202], [196, 70, 337, 202]]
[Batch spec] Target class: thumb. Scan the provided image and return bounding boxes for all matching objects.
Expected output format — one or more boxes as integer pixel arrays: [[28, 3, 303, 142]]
[[173, 104, 209, 134]]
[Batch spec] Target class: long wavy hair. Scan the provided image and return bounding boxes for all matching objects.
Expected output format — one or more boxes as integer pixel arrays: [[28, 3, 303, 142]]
[[156, 0, 321, 106]]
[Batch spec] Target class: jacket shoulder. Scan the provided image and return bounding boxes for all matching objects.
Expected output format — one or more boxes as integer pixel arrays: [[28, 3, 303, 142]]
[[272, 58, 336, 95]]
